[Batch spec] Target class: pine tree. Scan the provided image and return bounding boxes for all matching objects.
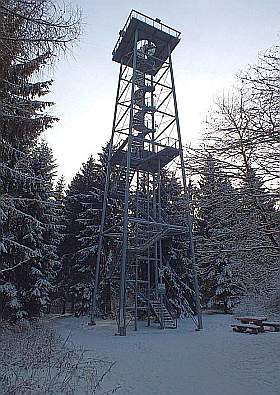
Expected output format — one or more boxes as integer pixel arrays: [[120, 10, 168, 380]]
[[0, 54, 57, 319], [208, 258, 240, 313], [30, 141, 62, 309], [160, 172, 196, 316], [0, 1, 80, 320], [59, 156, 104, 315], [194, 155, 241, 311], [54, 176, 66, 202], [234, 169, 280, 291]]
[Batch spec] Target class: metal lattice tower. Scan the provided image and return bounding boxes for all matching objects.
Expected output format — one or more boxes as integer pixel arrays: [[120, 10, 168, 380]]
[[91, 10, 202, 335]]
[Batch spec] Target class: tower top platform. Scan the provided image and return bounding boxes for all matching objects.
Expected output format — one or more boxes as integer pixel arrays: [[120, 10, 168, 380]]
[[112, 10, 181, 73]]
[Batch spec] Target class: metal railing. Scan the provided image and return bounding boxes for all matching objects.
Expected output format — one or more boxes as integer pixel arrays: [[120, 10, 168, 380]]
[[113, 9, 181, 57]]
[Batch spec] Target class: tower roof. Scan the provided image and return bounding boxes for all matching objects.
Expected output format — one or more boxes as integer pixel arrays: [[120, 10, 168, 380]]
[[112, 10, 181, 74]]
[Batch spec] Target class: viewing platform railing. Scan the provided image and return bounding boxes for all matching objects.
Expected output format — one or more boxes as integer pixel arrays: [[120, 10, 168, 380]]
[[112, 9, 181, 57]]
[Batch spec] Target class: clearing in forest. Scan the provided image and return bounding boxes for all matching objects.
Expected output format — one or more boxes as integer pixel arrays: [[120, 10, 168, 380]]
[[53, 314, 280, 395]]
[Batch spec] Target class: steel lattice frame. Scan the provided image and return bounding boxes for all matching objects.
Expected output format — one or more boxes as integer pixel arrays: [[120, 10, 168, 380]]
[[91, 10, 203, 335]]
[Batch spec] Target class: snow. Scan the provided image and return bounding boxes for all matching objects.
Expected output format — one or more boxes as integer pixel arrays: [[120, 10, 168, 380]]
[[52, 314, 280, 395]]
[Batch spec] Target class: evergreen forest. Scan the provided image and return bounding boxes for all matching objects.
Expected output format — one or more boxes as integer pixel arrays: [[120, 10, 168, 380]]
[[0, 0, 279, 325]]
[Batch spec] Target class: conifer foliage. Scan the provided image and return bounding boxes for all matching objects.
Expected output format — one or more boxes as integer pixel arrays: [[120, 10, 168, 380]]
[[208, 258, 240, 314], [160, 172, 196, 316], [59, 156, 104, 315], [188, 45, 280, 311], [194, 155, 241, 312], [0, 2, 278, 322], [0, 0, 80, 320]]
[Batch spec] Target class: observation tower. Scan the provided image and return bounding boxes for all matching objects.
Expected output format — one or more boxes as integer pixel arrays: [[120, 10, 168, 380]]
[[91, 10, 202, 335]]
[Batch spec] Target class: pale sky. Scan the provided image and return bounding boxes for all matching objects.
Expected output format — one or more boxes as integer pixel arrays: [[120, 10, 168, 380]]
[[45, 0, 280, 182]]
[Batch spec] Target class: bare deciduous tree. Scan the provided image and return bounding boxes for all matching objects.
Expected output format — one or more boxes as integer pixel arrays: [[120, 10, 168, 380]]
[[0, 0, 81, 64]]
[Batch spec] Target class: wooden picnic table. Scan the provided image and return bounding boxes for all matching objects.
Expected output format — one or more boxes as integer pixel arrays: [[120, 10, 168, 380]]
[[231, 323, 261, 334], [236, 316, 267, 326], [232, 316, 267, 334], [233, 316, 280, 334], [263, 321, 280, 332]]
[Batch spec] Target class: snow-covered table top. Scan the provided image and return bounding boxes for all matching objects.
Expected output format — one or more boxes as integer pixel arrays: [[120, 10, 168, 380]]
[[236, 316, 267, 322], [232, 323, 261, 329]]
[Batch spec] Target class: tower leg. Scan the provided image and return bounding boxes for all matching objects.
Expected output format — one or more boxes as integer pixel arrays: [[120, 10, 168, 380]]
[[169, 55, 203, 330], [90, 63, 123, 326], [118, 29, 139, 336]]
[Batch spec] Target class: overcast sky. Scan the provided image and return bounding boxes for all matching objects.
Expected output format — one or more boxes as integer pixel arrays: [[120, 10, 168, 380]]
[[45, 0, 280, 182]]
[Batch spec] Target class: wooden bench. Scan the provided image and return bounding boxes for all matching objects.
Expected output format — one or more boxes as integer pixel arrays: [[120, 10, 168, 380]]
[[236, 316, 267, 326], [231, 323, 261, 334], [262, 322, 280, 332], [233, 316, 280, 334]]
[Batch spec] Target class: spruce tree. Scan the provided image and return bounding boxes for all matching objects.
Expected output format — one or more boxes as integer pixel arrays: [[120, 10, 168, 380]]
[[208, 258, 240, 313], [0, 52, 58, 319], [54, 176, 66, 202], [234, 170, 280, 290], [0, 0, 80, 320], [30, 141, 62, 308], [59, 156, 104, 315], [194, 155, 241, 311], [160, 172, 196, 316]]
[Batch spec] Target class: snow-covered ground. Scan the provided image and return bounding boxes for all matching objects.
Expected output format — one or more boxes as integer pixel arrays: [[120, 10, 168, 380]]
[[53, 314, 280, 395]]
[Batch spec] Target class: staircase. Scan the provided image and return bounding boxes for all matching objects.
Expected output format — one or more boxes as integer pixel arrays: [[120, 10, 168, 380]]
[[132, 52, 156, 139], [111, 166, 135, 201], [126, 281, 178, 330], [104, 42, 180, 332], [150, 299, 177, 329], [106, 255, 178, 331]]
